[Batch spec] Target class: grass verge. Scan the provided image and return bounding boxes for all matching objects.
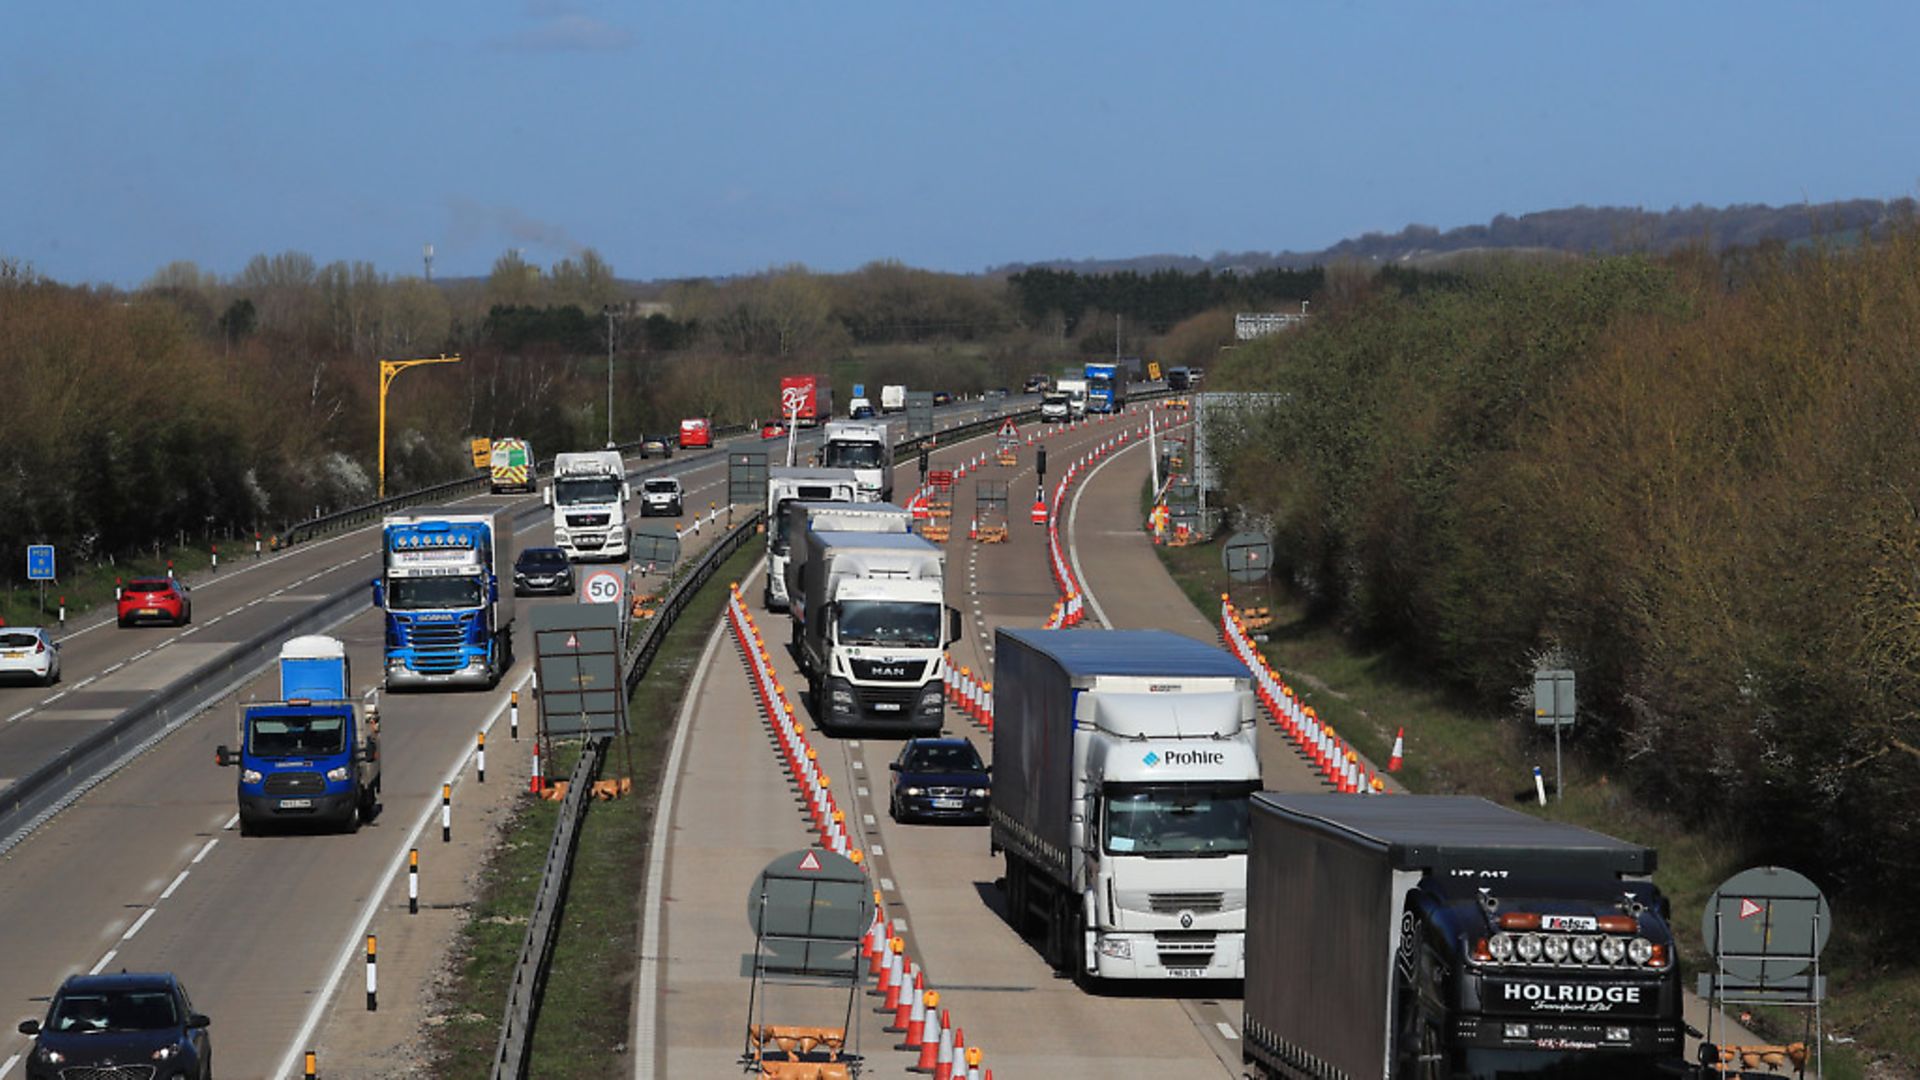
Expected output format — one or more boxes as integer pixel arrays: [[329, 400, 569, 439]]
[[1, 544, 222, 628], [428, 540, 760, 1078], [1153, 530, 1905, 1079]]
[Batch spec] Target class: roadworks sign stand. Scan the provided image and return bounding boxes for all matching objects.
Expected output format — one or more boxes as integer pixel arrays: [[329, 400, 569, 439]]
[[741, 847, 872, 1080], [995, 419, 1019, 466], [921, 470, 954, 543], [974, 480, 1009, 543]]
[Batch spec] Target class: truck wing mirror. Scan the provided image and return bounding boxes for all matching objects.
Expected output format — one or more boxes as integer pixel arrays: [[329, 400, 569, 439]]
[[371, 578, 385, 608], [542, 487, 553, 507], [363, 737, 379, 764], [214, 745, 232, 767], [947, 606, 963, 643]]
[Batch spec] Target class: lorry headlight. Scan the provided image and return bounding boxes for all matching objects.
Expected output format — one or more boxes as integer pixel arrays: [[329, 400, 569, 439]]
[[1097, 937, 1132, 961], [241, 769, 263, 784], [1542, 934, 1570, 962], [1599, 936, 1627, 963], [326, 766, 351, 782], [554, 529, 569, 543], [1570, 935, 1599, 963], [831, 685, 853, 707], [1488, 933, 1515, 962], [1515, 933, 1543, 961], [1605, 1025, 1632, 1042], [1628, 937, 1654, 965], [1503, 1022, 1529, 1039]]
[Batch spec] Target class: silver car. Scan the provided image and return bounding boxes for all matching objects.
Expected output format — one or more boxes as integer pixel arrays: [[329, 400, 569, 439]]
[[0, 626, 60, 686]]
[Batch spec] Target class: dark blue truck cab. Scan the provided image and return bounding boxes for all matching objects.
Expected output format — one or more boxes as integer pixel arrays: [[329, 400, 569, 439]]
[[217, 635, 381, 835]]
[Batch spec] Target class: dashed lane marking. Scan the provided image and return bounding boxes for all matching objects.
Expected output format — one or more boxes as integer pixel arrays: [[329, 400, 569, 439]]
[[121, 908, 155, 941]]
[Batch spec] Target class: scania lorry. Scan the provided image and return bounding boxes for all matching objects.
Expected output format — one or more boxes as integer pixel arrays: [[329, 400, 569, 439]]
[[817, 419, 895, 502], [374, 506, 515, 690], [791, 528, 957, 735], [217, 635, 380, 835], [991, 628, 1261, 982], [488, 436, 535, 494], [1243, 794, 1690, 1079], [1084, 361, 1127, 413], [547, 449, 631, 561], [762, 468, 864, 612]]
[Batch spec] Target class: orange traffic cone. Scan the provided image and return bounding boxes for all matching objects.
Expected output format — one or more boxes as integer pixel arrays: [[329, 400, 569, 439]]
[[529, 741, 544, 794], [968, 516, 978, 540], [1388, 727, 1404, 773]]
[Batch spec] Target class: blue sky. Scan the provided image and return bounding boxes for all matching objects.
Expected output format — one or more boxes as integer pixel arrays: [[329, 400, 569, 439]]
[[4, 2, 1917, 286]]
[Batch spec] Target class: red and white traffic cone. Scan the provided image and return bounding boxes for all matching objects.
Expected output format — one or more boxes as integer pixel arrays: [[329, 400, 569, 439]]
[[912, 1005, 943, 1072], [529, 741, 544, 794], [934, 1018, 956, 1080], [1388, 727, 1404, 773]]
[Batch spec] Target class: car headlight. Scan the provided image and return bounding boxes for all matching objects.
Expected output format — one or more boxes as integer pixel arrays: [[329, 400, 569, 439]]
[[1599, 935, 1627, 963], [152, 1044, 181, 1060], [1628, 937, 1655, 965], [1488, 933, 1515, 962], [1515, 933, 1543, 961], [904, 786, 923, 796], [326, 766, 351, 782], [35, 1046, 64, 1064], [1097, 936, 1132, 960], [970, 787, 989, 797], [241, 769, 264, 784]]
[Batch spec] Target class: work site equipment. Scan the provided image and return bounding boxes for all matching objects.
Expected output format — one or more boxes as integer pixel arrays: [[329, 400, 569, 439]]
[[740, 848, 873, 1080], [973, 480, 1009, 543], [921, 469, 954, 542]]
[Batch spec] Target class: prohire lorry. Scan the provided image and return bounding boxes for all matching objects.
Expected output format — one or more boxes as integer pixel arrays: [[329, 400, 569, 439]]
[[791, 528, 957, 735], [1243, 794, 1689, 1079], [762, 469, 865, 612], [1056, 377, 1089, 418], [374, 506, 515, 690], [489, 437, 535, 494], [991, 628, 1261, 982], [547, 449, 631, 561], [817, 419, 895, 502], [881, 384, 907, 413], [217, 635, 380, 834]]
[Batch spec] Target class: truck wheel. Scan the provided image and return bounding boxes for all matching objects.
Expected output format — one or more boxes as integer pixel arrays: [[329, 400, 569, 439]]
[[1003, 856, 1028, 936], [237, 816, 258, 838], [341, 804, 361, 835]]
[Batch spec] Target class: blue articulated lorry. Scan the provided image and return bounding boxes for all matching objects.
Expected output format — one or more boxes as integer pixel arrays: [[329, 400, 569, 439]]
[[374, 506, 516, 690], [217, 634, 381, 835]]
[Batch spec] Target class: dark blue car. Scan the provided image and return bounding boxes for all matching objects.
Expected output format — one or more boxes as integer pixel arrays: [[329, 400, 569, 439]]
[[18, 972, 212, 1080], [888, 737, 991, 824]]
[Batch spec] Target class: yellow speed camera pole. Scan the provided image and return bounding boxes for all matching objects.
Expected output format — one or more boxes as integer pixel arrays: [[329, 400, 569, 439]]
[[377, 354, 461, 497]]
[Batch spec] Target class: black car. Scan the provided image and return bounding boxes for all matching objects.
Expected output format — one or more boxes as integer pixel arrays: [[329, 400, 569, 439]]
[[19, 972, 212, 1080], [513, 546, 575, 596], [888, 737, 991, 824], [931, 390, 954, 407], [639, 434, 675, 459]]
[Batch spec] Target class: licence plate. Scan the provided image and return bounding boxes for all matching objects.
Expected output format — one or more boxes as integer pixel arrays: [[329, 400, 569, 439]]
[[1166, 967, 1207, 978], [140, 608, 160, 615], [871, 701, 902, 712], [2, 651, 23, 659], [279, 798, 312, 809], [932, 798, 963, 809]]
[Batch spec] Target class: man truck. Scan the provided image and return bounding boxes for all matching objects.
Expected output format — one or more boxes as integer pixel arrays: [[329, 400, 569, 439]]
[[763, 468, 864, 612], [1084, 360, 1127, 413], [790, 526, 957, 735], [489, 437, 535, 494], [1242, 793, 1690, 1079], [991, 628, 1262, 982], [374, 506, 515, 690], [547, 449, 631, 561], [217, 635, 380, 835], [818, 419, 895, 502]]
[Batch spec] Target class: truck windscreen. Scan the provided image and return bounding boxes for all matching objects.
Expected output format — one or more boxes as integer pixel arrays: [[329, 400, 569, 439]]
[[249, 715, 348, 757], [556, 477, 621, 505], [836, 600, 941, 648], [822, 442, 885, 468], [1103, 782, 1255, 856], [389, 576, 483, 610]]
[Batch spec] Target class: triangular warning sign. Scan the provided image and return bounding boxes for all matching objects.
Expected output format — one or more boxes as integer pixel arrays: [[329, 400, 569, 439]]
[[999, 418, 1016, 436], [1738, 898, 1763, 920], [565, 633, 579, 649], [797, 851, 822, 872]]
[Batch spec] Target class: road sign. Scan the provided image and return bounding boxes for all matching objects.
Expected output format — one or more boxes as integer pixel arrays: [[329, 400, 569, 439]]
[[469, 437, 492, 469], [632, 524, 681, 570], [1222, 532, 1272, 583], [26, 545, 55, 582], [531, 603, 626, 736], [1147, 361, 1162, 381], [1533, 669, 1575, 728], [580, 569, 624, 606], [728, 449, 768, 507], [745, 847, 873, 980], [928, 469, 954, 492], [1701, 865, 1830, 991], [997, 418, 1017, 438]]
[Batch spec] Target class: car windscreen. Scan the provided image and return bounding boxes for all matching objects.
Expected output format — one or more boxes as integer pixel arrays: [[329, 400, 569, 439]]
[[248, 714, 348, 757], [518, 550, 568, 569], [836, 600, 941, 648], [644, 480, 679, 493], [555, 477, 621, 505], [50, 989, 180, 1033], [388, 576, 483, 610], [821, 442, 885, 468], [906, 744, 983, 773]]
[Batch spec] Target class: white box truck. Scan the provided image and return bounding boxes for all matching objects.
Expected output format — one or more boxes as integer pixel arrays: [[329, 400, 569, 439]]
[[763, 468, 863, 612], [818, 419, 895, 502], [546, 450, 631, 561], [792, 528, 957, 735], [991, 628, 1261, 982], [781, 500, 912, 612], [1056, 377, 1089, 418]]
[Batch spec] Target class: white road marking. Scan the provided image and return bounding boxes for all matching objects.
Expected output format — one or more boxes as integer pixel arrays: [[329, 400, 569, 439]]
[[1216, 1021, 1240, 1040], [160, 869, 191, 900], [863, 813, 876, 825], [88, 949, 116, 975], [0, 1052, 18, 1080], [223, 812, 240, 830], [851, 760, 864, 771], [856, 786, 869, 797], [870, 844, 883, 856], [121, 908, 155, 940], [74, 676, 97, 688], [880, 878, 895, 892], [6, 709, 31, 723], [192, 837, 219, 863], [41, 691, 66, 704], [102, 661, 125, 674]]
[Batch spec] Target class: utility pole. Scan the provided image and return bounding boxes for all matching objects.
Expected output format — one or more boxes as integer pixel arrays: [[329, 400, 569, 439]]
[[604, 307, 617, 449], [1114, 313, 1122, 361], [377, 354, 462, 497]]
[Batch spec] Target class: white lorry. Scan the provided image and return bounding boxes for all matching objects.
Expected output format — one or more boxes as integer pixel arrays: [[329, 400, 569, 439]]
[[763, 468, 863, 612], [880, 384, 907, 413], [817, 419, 895, 502], [780, 500, 911, 612], [790, 527, 957, 735], [991, 627, 1261, 982], [1056, 377, 1089, 418], [546, 450, 631, 561]]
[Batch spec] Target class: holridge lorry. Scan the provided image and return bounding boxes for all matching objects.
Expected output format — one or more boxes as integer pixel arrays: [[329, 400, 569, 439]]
[[991, 628, 1261, 982], [1243, 794, 1688, 1079], [779, 374, 834, 428], [762, 469, 864, 612], [781, 500, 911, 612], [818, 419, 895, 502], [1084, 361, 1127, 413], [489, 437, 535, 494], [881, 384, 907, 413], [374, 506, 515, 690], [547, 449, 631, 561], [791, 528, 957, 735], [217, 635, 380, 834], [1056, 377, 1089, 418]]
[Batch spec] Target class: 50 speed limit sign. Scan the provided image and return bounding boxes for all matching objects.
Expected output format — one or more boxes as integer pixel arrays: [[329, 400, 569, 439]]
[[581, 569, 625, 606]]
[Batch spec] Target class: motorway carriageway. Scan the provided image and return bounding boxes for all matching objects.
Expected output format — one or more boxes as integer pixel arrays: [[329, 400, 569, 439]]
[[638, 402, 1313, 1078], [0, 397, 1014, 1080]]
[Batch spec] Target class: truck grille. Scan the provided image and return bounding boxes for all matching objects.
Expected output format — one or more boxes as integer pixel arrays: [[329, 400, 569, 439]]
[[263, 771, 325, 795], [1154, 930, 1216, 969], [1149, 891, 1224, 915], [567, 513, 611, 527], [407, 619, 471, 674], [850, 659, 927, 683], [855, 686, 918, 711], [60, 1065, 158, 1080]]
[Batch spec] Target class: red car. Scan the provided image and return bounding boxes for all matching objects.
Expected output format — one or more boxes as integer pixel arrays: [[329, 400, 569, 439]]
[[679, 417, 713, 449], [118, 577, 192, 627], [760, 421, 787, 440]]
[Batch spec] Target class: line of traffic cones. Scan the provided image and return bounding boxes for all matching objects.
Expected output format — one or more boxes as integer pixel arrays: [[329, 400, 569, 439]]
[[944, 658, 993, 729], [1221, 596, 1388, 795]]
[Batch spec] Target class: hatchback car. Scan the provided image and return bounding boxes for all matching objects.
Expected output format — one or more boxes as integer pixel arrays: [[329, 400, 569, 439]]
[[931, 390, 955, 407], [18, 971, 212, 1080], [0, 627, 60, 686], [760, 421, 788, 440], [640, 434, 676, 459], [118, 577, 190, 627], [889, 737, 991, 824], [513, 546, 575, 596]]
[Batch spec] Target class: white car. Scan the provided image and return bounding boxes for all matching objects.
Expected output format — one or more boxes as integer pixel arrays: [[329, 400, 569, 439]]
[[0, 626, 60, 686], [640, 477, 684, 517]]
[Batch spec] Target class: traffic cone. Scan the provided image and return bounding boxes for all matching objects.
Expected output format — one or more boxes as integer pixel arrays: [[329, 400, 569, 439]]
[[1388, 727, 1404, 772], [913, 1005, 943, 1072], [529, 741, 544, 794], [933, 1016, 955, 1080], [969, 516, 978, 540]]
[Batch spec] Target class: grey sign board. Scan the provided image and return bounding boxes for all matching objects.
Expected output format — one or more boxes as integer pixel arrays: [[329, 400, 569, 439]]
[[906, 391, 934, 438], [1700, 865, 1830, 1000], [1223, 532, 1273, 583], [532, 603, 626, 736], [745, 848, 874, 982], [1533, 669, 1575, 728], [631, 523, 681, 571], [729, 449, 768, 508]]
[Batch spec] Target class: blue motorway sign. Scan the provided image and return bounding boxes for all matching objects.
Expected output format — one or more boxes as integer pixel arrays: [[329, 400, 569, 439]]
[[26, 545, 55, 582]]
